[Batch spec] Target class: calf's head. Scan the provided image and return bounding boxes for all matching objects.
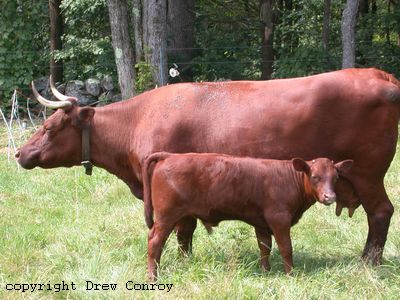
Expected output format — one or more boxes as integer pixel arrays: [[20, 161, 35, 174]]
[[15, 78, 95, 169], [292, 158, 353, 205]]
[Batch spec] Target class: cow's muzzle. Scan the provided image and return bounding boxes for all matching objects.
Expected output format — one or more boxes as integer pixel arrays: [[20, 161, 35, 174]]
[[14, 147, 40, 169]]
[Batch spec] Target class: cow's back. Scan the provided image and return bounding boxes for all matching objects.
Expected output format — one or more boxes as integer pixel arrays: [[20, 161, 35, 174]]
[[132, 68, 400, 183]]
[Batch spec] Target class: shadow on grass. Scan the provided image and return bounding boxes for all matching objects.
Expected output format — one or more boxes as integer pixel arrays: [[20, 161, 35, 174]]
[[216, 248, 400, 277]]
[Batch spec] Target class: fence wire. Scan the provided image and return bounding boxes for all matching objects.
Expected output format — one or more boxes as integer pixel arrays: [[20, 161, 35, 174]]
[[0, 91, 45, 168]]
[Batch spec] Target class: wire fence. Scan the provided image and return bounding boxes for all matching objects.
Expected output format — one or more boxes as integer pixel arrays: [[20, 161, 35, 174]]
[[0, 91, 45, 168]]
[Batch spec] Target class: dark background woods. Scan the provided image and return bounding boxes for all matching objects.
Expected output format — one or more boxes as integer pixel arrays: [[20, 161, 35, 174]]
[[1, 0, 399, 108]]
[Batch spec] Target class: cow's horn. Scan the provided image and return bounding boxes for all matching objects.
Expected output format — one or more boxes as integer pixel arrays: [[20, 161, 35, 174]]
[[31, 81, 72, 109], [50, 75, 77, 102]]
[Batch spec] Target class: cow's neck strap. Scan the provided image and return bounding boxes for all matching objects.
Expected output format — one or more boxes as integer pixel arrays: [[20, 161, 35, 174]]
[[81, 124, 93, 175]]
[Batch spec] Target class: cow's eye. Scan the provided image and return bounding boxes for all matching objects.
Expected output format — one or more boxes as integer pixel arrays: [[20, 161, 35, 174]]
[[44, 126, 56, 136]]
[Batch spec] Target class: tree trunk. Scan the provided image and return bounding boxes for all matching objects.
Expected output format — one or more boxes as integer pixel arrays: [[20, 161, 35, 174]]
[[386, 0, 391, 44], [359, 0, 369, 14], [371, 0, 377, 13], [143, 0, 168, 86], [341, 0, 359, 68], [167, 0, 195, 81], [132, 0, 144, 62], [260, 0, 274, 80], [359, 0, 372, 47], [107, 0, 136, 99], [49, 0, 63, 83], [322, 0, 331, 50]]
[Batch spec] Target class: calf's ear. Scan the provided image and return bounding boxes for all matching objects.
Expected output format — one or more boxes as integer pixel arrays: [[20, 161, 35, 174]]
[[335, 159, 353, 174], [292, 158, 310, 174]]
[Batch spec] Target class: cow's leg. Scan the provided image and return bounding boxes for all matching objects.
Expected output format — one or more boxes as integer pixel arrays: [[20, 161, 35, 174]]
[[357, 183, 394, 265], [267, 213, 293, 273], [148, 222, 175, 281], [255, 228, 272, 271], [174, 216, 197, 256]]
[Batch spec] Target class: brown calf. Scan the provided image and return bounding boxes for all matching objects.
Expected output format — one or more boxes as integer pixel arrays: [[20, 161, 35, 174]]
[[143, 152, 353, 280]]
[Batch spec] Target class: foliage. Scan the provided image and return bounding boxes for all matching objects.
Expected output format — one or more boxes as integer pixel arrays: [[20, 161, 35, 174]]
[[273, 46, 340, 78], [193, 0, 261, 81], [356, 1, 400, 75], [0, 126, 400, 298], [56, 0, 115, 80], [273, 0, 400, 78], [135, 60, 156, 94], [273, 0, 343, 78], [0, 1, 49, 107], [1, 0, 400, 110]]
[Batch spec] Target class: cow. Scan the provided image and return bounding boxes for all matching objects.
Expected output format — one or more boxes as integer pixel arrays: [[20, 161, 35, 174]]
[[142, 152, 353, 280], [15, 68, 400, 265]]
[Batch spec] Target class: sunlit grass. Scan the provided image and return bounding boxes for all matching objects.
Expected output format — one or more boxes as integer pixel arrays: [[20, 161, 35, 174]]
[[0, 126, 399, 299]]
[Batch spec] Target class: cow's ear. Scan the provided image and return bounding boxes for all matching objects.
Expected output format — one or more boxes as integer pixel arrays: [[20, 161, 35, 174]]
[[335, 159, 353, 174], [292, 158, 310, 174], [78, 107, 95, 124]]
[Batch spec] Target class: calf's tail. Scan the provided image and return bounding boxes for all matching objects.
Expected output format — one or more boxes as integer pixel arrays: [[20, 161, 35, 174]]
[[142, 152, 172, 229]]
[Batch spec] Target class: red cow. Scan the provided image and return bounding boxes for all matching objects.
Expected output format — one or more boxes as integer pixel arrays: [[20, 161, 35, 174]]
[[142, 152, 353, 280], [15, 68, 400, 265]]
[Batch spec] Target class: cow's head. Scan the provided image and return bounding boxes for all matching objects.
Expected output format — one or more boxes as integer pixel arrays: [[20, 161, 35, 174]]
[[292, 157, 353, 205], [15, 77, 95, 169]]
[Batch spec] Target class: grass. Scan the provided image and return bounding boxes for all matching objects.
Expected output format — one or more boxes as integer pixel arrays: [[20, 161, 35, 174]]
[[0, 126, 399, 299]]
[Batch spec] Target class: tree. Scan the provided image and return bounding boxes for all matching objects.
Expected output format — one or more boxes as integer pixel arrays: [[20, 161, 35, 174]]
[[0, 1, 49, 105], [107, 0, 136, 99], [49, 0, 64, 83], [57, 0, 115, 81], [341, 0, 359, 68], [132, 0, 144, 62], [167, 0, 196, 81], [193, 0, 260, 81], [143, 0, 168, 86], [322, 0, 331, 50], [260, 0, 274, 79]]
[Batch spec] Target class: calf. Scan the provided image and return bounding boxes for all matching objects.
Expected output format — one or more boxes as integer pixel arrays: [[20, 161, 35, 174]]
[[143, 152, 353, 280]]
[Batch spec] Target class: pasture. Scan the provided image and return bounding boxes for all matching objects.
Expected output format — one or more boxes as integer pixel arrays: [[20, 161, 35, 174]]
[[0, 126, 399, 299]]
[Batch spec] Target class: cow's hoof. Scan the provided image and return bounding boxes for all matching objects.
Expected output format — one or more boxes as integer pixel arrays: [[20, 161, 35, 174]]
[[361, 248, 382, 266]]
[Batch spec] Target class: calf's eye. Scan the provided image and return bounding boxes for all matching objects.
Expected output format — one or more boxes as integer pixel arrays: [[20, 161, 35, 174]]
[[311, 175, 320, 182]]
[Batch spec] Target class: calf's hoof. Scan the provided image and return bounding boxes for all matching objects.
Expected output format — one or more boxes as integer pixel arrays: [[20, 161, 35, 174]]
[[148, 274, 157, 282], [260, 263, 271, 272]]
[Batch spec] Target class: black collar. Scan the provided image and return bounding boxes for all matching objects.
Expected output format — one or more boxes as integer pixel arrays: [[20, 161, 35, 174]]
[[81, 124, 93, 175]]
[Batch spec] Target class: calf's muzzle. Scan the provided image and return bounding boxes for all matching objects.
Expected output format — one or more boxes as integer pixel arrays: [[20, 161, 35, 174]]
[[322, 192, 336, 205]]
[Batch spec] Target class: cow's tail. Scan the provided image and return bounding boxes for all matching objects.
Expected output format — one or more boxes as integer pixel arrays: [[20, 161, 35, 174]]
[[382, 72, 400, 104], [142, 152, 172, 229]]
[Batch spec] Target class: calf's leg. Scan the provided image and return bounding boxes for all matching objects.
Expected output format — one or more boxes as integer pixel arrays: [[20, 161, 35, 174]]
[[174, 216, 197, 256], [255, 228, 272, 271], [148, 222, 175, 281], [267, 213, 293, 273]]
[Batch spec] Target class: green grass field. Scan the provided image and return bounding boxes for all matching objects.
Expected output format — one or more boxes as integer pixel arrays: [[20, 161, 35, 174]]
[[0, 126, 399, 299]]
